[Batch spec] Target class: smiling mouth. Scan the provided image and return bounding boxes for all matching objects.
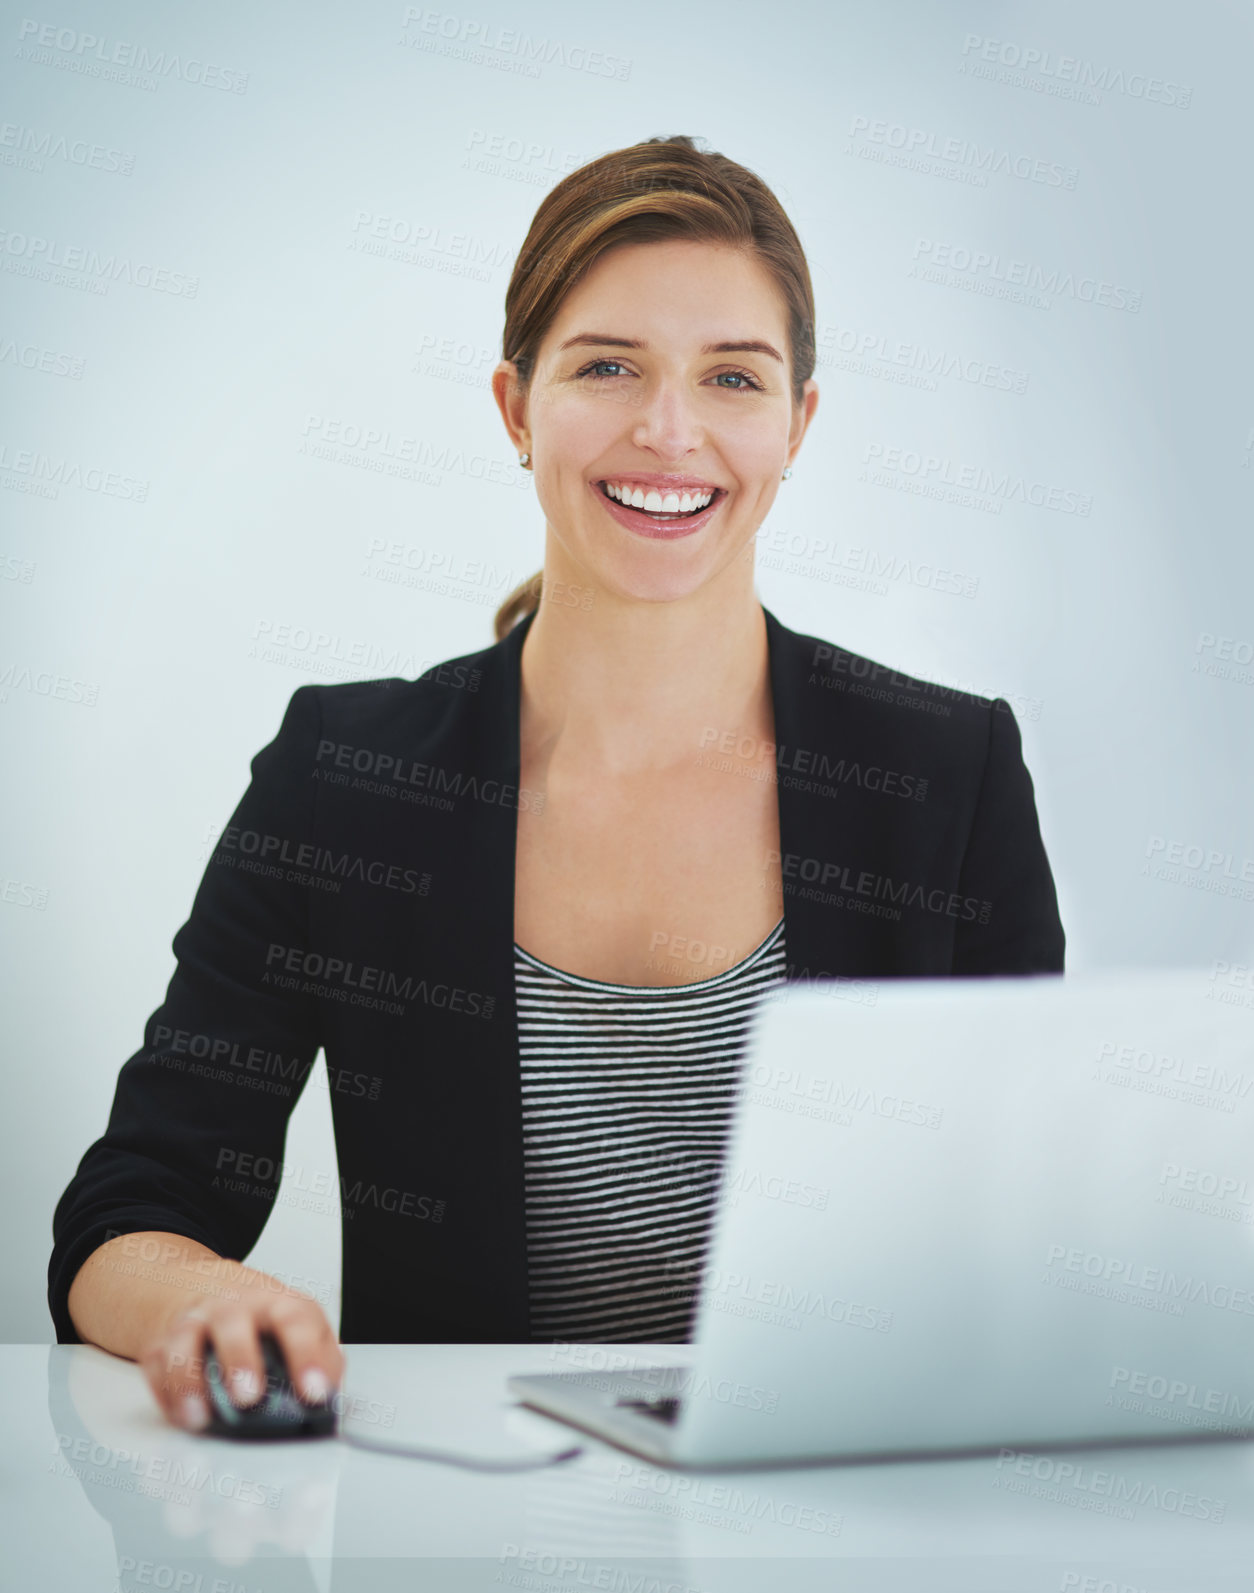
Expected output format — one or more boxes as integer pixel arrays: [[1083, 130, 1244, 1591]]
[[597, 481, 726, 522]]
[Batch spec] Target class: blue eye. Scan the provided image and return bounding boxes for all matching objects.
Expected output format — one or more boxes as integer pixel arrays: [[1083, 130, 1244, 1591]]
[[574, 360, 765, 392], [713, 370, 764, 391]]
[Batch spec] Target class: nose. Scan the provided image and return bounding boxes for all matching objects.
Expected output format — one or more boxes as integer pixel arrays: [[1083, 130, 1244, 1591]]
[[630, 376, 705, 462]]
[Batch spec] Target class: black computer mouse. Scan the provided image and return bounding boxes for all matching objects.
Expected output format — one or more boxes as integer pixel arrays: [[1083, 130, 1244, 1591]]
[[202, 1330, 337, 1440]]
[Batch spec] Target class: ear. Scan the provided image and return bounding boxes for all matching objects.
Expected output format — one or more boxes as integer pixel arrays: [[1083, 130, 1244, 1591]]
[[492, 361, 531, 456], [786, 378, 819, 468]]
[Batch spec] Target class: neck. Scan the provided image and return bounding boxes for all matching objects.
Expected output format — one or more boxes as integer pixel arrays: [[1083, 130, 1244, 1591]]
[[517, 556, 773, 777]]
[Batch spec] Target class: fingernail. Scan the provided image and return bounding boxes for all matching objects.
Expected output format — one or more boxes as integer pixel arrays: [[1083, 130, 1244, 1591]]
[[229, 1367, 260, 1406], [182, 1395, 210, 1431], [300, 1369, 330, 1405]]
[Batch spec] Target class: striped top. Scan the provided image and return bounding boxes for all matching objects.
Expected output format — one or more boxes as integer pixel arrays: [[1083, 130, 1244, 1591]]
[[513, 917, 788, 1344]]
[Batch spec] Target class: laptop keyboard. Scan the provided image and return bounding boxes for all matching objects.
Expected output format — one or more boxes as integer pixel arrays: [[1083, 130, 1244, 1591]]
[[615, 1396, 683, 1424]]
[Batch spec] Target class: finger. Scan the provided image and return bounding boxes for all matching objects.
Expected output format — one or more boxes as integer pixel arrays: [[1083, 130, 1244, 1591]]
[[266, 1303, 345, 1405], [206, 1313, 267, 1408], [147, 1309, 211, 1431]]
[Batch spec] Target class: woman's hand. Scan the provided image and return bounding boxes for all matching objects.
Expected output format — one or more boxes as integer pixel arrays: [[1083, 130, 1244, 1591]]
[[137, 1257, 344, 1431]]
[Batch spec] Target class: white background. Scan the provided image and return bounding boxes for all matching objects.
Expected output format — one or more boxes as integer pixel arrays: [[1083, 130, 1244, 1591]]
[[3, 0, 1252, 1340]]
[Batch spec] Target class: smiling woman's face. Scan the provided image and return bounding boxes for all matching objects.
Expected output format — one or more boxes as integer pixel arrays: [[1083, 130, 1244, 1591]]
[[500, 238, 818, 606]]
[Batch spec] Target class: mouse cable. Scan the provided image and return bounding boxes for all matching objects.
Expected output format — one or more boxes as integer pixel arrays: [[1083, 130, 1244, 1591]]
[[337, 1428, 585, 1470]]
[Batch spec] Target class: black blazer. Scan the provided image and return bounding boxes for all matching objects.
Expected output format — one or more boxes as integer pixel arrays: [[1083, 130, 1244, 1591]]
[[49, 603, 1064, 1345]]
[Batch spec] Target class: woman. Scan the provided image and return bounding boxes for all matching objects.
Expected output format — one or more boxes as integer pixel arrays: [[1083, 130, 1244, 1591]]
[[49, 135, 1065, 1432]]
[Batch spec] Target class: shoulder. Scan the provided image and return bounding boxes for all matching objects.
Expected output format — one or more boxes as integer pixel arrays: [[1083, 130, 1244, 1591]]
[[767, 606, 1012, 769], [276, 632, 504, 749]]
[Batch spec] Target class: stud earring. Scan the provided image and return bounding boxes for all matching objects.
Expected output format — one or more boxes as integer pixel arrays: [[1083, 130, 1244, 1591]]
[[781, 466, 793, 480], [519, 452, 531, 468]]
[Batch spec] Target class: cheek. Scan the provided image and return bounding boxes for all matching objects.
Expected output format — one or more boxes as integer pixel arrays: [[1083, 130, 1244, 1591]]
[[728, 443, 786, 499], [535, 391, 630, 458], [719, 408, 788, 465]]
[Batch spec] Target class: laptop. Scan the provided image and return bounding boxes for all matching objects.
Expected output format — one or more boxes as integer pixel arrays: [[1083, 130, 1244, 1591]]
[[507, 967, 1254, 1468]]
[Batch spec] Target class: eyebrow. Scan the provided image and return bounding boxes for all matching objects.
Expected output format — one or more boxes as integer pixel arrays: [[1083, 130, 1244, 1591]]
[[556, 333, 785, 364]]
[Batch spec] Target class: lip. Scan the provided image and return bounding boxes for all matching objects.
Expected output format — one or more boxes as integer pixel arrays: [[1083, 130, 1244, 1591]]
[[590, 478, 726, 540], [598, 473, 726, 492]]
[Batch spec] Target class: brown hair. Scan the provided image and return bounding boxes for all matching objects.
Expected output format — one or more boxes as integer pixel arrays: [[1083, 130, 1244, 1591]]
[[491, 134, 816, 641]]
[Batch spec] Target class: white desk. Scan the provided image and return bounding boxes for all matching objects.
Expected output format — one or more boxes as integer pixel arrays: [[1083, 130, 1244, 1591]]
[[6, 1342, 1254, 1591]]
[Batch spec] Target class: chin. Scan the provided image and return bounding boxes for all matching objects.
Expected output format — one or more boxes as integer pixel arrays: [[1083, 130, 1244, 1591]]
[[593, 558, 724, 607]]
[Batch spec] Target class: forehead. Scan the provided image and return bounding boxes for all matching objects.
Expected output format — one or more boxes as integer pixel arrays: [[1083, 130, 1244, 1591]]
[[546, 238, 789, 341]]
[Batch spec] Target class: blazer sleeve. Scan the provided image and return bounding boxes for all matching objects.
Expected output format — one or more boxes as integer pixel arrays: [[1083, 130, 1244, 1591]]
[[47, 685, 326, 1343], [951, 699, 1065, 976]]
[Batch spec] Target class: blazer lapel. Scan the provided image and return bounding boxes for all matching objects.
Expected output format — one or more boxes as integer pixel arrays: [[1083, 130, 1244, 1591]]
[[763, 602, 871, 984], [443, 607, 535, 1340]]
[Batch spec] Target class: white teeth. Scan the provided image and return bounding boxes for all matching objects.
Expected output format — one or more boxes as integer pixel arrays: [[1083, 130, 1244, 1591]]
[[602, 483, 717, 513]]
